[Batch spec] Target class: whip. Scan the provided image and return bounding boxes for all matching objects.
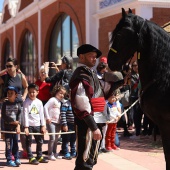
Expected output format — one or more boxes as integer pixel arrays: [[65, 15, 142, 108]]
[[121, 99, 139, 117]]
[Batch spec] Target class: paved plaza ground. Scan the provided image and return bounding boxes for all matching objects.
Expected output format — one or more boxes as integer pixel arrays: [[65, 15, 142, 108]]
[[0, 130, 165, 170]]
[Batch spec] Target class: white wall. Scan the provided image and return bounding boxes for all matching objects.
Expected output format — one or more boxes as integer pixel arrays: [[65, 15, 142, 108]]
[[86, 0, 99, 48]]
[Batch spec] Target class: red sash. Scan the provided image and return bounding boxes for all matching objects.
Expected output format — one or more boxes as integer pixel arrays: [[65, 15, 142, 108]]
[[91, 97, 105, 112]]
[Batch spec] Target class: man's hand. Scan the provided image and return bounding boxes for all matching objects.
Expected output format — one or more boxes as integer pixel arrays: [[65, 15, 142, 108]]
[[92, 128, 102, 140], [44, 62, 49, 75]]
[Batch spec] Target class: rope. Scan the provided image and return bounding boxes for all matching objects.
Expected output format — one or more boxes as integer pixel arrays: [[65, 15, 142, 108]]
[[0, 100, 139, 135], [0, 130, 75, 135], [121, 99, 139, 117]]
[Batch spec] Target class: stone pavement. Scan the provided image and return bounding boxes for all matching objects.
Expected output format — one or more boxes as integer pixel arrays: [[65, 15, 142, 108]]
[[0, 130, 165, 170]]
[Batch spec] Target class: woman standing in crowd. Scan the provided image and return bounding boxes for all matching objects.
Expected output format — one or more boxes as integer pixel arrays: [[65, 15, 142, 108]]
[[0, 57, 28, 102], [130, 61, 143, 139], [96, 62, 110, 153], [35, 65, 52, 106], [44, 55, 73, 91], [0, 57, 28, 158]]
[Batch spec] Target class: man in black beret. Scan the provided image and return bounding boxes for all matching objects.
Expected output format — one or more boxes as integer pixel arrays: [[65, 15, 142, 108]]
[[77, 44, 102, 58], [69, 44, 106, 170]]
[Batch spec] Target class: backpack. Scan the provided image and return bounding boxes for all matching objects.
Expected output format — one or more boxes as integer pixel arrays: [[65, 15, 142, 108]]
[[61, 69, 73, 91], [51, 70, 73, 94]]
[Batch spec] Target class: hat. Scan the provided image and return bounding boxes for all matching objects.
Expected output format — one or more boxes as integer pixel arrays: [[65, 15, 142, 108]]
[[56, 59, 62, 66], [61, 55, 73, 69], [77, 44, 102, 58], [7, 86, 18, 93], [104, 71, 123, 82], [61, 55, 73, 65], [100, 56, 107, 63]]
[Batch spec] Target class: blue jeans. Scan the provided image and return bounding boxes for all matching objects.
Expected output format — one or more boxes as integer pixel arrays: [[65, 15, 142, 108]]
[[61, 123, 76, 154], [115, 132, 120, 147], [5, 132, 19, 161], [26, 126, 43, 159]]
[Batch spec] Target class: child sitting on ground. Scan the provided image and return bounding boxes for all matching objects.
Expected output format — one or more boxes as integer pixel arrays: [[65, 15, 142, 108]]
[[1, 86, 21, 167]]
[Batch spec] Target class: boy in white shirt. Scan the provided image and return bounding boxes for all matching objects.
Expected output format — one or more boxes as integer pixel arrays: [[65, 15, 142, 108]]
[[23, 83, 48, 165]]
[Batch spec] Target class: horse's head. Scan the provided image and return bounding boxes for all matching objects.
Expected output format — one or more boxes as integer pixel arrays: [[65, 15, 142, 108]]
[[108, 8, 141, 71]]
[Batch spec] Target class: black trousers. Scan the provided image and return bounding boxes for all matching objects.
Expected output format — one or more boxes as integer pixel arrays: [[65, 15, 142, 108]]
[[133, 103, 143, 136], [26, 126, 43, 159], [74, 119, 102, 170]]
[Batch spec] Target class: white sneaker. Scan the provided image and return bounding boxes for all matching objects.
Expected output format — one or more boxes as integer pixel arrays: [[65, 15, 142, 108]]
[[48, 154, 56, 161], [130, 135, 140, 140], [54, 153, 62, 159]]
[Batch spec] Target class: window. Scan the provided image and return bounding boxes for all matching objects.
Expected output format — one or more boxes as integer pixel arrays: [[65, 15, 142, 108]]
[[49, 13, 79, 71], [4, 39, 12, 68], [20, 30, 36, 84]]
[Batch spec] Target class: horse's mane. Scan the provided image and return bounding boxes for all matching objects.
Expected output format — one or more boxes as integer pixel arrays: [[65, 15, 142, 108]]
[[145, 20, 170, 91]]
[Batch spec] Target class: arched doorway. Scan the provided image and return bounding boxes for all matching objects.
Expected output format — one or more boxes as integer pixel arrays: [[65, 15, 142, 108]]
[[49, 13, 79, 71], [20, 30, 36, 84], [3, 39, 12, 69]]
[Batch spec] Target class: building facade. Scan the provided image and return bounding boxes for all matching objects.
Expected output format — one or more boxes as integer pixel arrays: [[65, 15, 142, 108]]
[[0, 0, 170, 83]]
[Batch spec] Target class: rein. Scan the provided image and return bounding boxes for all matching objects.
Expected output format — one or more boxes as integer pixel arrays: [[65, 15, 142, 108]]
[[140, 79, 156, 99], [109, 18, 156, 99]]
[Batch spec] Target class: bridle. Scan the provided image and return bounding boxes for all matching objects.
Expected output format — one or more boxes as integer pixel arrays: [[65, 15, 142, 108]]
[[109, 18, 156, 103]]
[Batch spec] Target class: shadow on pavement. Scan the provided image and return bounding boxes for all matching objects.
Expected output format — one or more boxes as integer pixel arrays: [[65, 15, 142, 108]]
[[118, 131, 163, 153]]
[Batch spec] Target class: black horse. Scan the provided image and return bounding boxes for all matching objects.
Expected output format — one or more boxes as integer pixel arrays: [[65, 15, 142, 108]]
[[108, 8, 170, 169]]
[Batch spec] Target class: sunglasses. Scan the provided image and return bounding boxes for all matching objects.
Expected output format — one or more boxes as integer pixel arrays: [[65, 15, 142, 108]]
[[6, 65, 13, 68]]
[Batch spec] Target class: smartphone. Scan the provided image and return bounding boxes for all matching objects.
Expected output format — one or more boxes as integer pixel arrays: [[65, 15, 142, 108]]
[[49, 62, 53, 67]]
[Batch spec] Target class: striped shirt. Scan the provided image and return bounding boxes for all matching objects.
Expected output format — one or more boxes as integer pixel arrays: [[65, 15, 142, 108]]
[[60, 100, 74, 126]]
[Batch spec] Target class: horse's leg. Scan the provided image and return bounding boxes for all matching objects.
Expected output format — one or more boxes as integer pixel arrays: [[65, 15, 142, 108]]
[[159, 125, 170, 170]]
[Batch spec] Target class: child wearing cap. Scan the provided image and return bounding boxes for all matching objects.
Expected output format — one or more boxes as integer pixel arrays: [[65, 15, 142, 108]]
[[105, 89, 121, 151], [1, 86, 22, 167], [23, 83, 48, 165]]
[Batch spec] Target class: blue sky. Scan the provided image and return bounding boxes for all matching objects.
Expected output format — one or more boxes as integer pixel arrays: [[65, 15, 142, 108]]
[[0, 0, 4, 12]]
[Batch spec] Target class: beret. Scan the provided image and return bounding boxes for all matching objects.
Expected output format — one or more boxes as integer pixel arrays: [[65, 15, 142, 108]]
[[77, 44, 102, 58]]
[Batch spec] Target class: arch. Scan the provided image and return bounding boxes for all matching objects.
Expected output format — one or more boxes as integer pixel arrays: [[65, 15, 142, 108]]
[[59, 2, 83, 44], [18, 28, 37, 84], [2, 4, 11, 23], [48, 13, 79, 72], [43, 2, 83, 61], [17, 20, 38, 64], [1, 38, 12, 69], [18, 0, 34, 12]]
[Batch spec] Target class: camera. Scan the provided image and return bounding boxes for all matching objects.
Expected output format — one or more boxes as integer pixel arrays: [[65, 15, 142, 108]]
[[49, 62, 53, 67]]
